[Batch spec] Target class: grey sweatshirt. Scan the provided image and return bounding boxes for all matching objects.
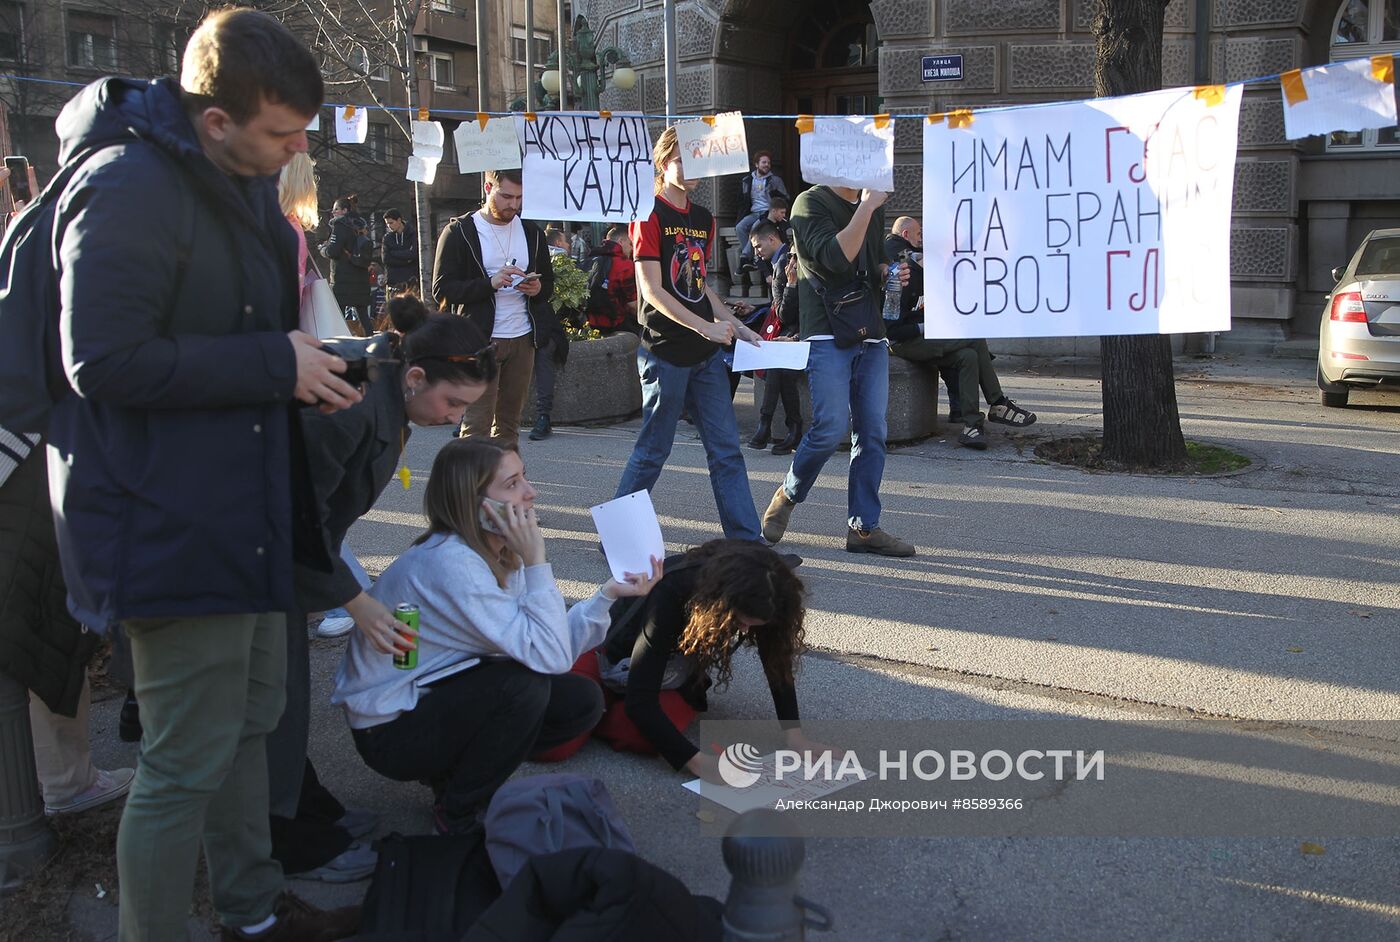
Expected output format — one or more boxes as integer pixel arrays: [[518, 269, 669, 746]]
[[331, 532, 612, 729]]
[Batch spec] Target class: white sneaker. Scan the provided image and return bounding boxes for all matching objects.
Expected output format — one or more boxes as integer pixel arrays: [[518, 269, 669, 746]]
[[316, 616, 355, 638], [45, 767, 135, 816]]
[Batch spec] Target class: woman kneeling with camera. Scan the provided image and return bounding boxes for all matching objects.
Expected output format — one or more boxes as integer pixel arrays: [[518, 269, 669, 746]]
[[332, 439, 661, 834]]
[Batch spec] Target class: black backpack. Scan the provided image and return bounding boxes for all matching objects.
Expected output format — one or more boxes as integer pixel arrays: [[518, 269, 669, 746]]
[[0, 142, 189, 434], [359, 831, 502, 941], [582, 252, 623, 331]]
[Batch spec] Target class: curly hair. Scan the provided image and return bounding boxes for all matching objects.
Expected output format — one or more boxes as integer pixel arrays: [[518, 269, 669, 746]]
[[674, 540, 806, 692]]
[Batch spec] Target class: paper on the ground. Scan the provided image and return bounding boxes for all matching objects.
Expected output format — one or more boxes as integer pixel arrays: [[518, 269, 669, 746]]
[[731, 340, 811, 372], [1282, 56, 1398, 139], [455, 116, 522, 174], [406, 120, 445, 184], [335, 106, 367, 144], [677, 112, 750, 179], [800, 115, 894, 191], [684, 753, 870, 815], [590, 490, 665, 583]]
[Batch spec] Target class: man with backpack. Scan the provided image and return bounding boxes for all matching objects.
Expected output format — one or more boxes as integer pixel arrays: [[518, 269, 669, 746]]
[[42, 9, 361, 940], [583, 224, 637, 335]]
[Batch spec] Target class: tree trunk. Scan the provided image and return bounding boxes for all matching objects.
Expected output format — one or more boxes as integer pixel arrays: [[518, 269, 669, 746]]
[[1093, 0, 1188, 468]]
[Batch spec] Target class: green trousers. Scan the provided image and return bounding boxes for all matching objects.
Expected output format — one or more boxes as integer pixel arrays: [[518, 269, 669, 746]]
[[117, 613, 287, 941], [891, 338, 1003, 426]]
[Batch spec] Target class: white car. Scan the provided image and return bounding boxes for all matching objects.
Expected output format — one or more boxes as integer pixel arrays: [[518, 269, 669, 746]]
[[1318, 227, 1400, 407]]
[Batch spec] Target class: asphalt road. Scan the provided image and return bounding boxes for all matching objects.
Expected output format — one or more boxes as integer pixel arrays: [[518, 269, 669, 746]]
[[76, 354, 1400, 940]]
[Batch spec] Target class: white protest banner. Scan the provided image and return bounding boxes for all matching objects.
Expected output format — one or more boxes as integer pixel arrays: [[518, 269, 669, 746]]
[[799, 115, 894, 191], [921, 86, 1243, 340], [334, 105, 367, 144], [1281, 55, 1397, 140], [454, 115, 522, 174], [406, 120, 444, 184], [516, 112, 655, 223], [677, 112, 750, 179]]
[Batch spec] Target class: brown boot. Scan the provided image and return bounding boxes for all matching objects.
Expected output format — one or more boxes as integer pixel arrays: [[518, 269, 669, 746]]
[[845, 527, 916, 558], [762, 484, 796, 544], [220, 892, 361, 942]]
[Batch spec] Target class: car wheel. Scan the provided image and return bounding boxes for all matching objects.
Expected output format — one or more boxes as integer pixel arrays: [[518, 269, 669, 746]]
[[1317, 363, 1350, 407]]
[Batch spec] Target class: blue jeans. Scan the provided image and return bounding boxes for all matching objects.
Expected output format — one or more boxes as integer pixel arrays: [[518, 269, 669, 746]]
[[614, 347, 761, 540], [783, 340, 889, 531], [735, 213, 762, 260]]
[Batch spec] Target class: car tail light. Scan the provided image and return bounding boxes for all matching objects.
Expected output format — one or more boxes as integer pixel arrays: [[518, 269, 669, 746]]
[[1330, 291, 1368, 323]]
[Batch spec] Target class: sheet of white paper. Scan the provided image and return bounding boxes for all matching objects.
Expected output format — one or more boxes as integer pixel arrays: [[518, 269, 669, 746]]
[[683, 754, 870, 815], [455, 118, 522, 174], [411, 120, 445, 159], [334, 106, 367, 144], [590, 490, 665, 583], [731, 340, 811, 372], [1283, 57, 1398, 139], [406, 155, 439, 184], [677, 112, 750, 179], [306, 113, 320, 132], [801, 116, 894, 191]]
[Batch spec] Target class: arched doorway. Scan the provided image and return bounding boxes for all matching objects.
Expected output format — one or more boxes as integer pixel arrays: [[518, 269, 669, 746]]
[[781, 1, 880, 191]]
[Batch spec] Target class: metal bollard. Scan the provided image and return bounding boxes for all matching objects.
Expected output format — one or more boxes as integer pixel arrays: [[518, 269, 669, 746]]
[[721, 809, 833, 941], [0, 669, 54, 894]]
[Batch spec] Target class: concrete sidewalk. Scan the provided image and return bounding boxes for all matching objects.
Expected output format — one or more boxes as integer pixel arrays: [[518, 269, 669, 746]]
[[69, 354, 1400, 940]]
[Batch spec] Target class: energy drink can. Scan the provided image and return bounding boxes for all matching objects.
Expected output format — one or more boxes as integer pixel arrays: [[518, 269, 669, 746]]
[[392, 603, 419, 670]]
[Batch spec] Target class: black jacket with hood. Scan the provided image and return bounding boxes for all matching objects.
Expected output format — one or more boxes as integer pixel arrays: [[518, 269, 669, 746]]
[[430, 212, 555, 346], [47, 77, 328, 627]]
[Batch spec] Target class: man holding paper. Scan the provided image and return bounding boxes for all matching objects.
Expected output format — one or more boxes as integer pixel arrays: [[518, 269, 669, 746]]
[[612, 127, 764, 542], [761, 184, 915, 557]]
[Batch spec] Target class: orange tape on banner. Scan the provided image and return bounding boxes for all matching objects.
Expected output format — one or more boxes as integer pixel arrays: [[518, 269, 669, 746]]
[[599, 110, 612, 119], [1372, 53, 1394, 84], [477, 112, 489, 130], [343, 105, 357, 119], [524, 112, 538, 122], [874, 113, 891, 129], [927, 113, 945, 125], [947, 109, 974, 129], [796, 115, 814, 133], [417, 107, 430, 122], [1280, 70, 1308, 106], [1193, 85, 1226, 106], [702, 115, 716, 126]]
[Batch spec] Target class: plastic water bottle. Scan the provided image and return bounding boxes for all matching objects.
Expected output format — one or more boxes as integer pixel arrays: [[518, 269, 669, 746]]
[[882, 257, 904, 321]]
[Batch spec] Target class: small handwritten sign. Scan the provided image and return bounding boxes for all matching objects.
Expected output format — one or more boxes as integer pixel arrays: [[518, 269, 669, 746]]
[[800, 116, 894, 191], [454, 117, 522, 174], [677, 112, 750, 179]]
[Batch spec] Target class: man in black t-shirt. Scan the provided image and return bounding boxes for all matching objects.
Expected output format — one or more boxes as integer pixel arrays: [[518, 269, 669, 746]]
[[611, 127, 764, 540]]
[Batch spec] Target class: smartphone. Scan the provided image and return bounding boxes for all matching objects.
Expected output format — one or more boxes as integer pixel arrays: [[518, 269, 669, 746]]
[[479, 496, 509, 535], [4, 156, 31, 204], [510, 272, 541, 287]]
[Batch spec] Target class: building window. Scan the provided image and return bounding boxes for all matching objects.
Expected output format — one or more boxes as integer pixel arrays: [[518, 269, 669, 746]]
[[367, 122, 390, 163], [349, 45, 390, 82], [430, 0, 455, 12], [511, 26, 552, 67], [152, 22, 187, 75], [67, 10, 117, 70], [0, 3, 23, 62], [428, 51, 454, 89], [1327, 0, 1400, 150]]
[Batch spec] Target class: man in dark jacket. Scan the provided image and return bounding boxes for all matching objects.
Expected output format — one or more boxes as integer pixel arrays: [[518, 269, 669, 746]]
[[47, 10, 360, 940], [380, 207, 418, 291], [432, 167, 554, 450], [320, 202, 373, 335], [734, 150, 787, 272]]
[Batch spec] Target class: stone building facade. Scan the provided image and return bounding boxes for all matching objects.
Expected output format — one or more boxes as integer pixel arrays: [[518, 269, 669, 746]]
[[585, 0, 1400, 354]]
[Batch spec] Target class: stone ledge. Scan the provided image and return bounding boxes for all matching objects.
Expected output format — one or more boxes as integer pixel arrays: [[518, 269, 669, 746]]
[[521, 331, 643, 425], [750, 351, 942, 445]]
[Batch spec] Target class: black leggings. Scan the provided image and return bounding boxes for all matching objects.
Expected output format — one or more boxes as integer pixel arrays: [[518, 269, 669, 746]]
[[351, 660, 603, 830]]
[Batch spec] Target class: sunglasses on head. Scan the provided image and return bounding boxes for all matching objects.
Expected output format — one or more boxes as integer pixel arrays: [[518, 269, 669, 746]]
[[415, 342, 497, 366]]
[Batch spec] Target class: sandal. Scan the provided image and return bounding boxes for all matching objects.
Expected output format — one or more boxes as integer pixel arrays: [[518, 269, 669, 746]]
[[988, 398, 1036, 427]]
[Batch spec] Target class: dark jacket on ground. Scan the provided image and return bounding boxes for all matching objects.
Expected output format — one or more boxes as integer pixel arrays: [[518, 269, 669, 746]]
[[47, 77, 325, 626], [464, 847, 723, 942], [883, 233, 924, 343], [0, 446, 97, 716], [381, 226, 418, 287], [322, 215, 373, 307], [295, 361, 410, 612], [431, 213, 555, 346]]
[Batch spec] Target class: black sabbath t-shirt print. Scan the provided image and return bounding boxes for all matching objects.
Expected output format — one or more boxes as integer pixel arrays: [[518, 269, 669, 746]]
[[669, 230, 707, 304]]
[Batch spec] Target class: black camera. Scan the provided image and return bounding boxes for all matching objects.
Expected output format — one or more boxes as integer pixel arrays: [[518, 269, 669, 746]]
[[319, 333, 400, 388]]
